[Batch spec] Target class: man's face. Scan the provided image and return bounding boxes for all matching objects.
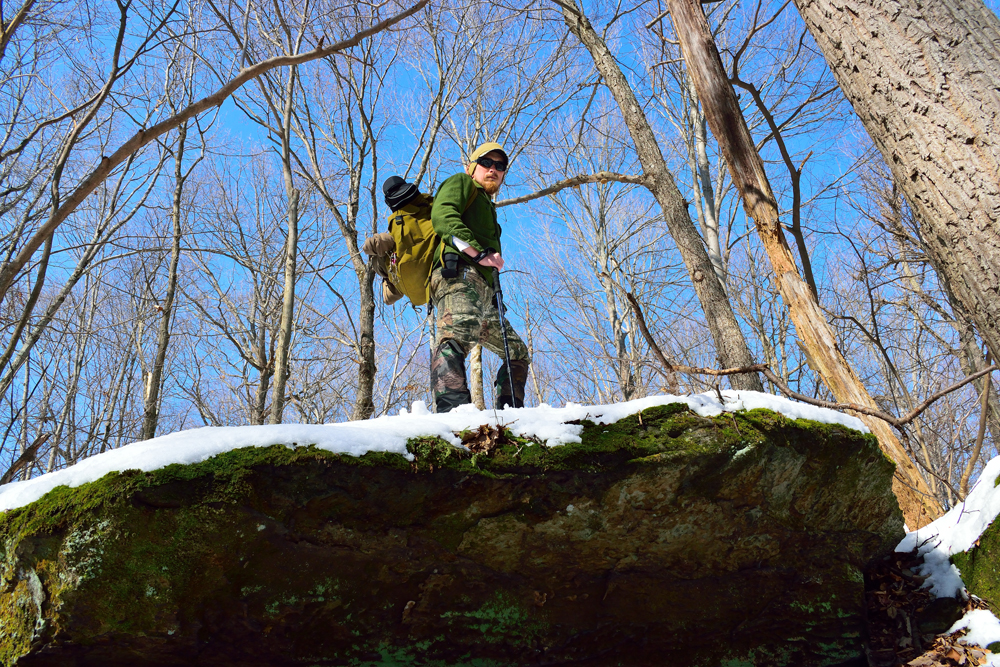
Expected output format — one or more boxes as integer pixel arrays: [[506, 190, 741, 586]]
[[472, 150, 507, 196]]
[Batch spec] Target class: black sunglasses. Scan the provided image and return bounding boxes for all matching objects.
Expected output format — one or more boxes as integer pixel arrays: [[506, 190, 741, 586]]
[[476, 156, 508, 172]]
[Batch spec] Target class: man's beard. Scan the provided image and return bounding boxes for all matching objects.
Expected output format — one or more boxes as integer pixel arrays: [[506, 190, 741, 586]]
[[481, 178, 501, 196]]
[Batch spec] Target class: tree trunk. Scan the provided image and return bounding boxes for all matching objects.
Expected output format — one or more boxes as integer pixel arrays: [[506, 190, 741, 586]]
[[557, 0, 763, 392], [271, 65, 301, 425], [792, 0, 1000, 378], [470, 345, 485, 410], [271, 189, 298, 424], [686, 77, 725, 284], [141, 124, 187, 440], [665, 0, 942, 527], [352, 261, 377, 421], [955, 323, 1000, 446]]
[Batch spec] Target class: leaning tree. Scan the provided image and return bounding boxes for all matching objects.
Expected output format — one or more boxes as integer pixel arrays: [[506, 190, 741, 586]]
[[792, 0, 1000, 368]]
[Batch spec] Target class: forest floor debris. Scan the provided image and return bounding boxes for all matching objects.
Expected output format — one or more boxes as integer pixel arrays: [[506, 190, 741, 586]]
[[866, 548, 995, 666]]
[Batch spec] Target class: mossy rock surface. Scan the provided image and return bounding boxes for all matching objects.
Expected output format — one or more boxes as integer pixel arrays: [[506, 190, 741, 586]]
[[952, 491, 1000, 622], [0, 405, 901, 666]]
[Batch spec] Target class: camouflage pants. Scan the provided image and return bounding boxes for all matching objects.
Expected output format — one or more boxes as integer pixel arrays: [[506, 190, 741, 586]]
[[429, 266, 531, 412]]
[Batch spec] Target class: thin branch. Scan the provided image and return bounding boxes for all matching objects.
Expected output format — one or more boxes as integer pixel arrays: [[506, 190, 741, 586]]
[[0, 432, 49, 485], [624, 289, 997, 431], [0, 0, 36, 62], [623, 292, 679, 393], [897, 366, 997, 427], [495, 172, 650, 208]]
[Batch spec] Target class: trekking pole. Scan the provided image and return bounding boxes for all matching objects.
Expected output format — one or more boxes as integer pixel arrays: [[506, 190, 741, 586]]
[[492, 267, 516, 405]]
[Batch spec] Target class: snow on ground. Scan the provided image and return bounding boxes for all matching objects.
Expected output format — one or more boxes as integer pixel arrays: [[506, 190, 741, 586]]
[[0, 390, 865, 514], [897, 456, 1000, 659]]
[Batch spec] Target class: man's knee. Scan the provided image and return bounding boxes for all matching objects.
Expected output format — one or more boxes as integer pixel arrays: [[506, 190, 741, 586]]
[[506, 336, 531, 365]]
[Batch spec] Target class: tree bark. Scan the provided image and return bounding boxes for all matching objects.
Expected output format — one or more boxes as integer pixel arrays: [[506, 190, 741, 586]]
[[665, 0, 942, 527], [470, 344, 485, 409], [791, 0, 1000, 385], [960, 351, 992, 498], [271, 65, 301, 425], [686, 77, 726, 284], [353, 262, 377, 421], [271, 189, 298, 424], [141, 124, 187, 440], [557, 1, 763, 392]]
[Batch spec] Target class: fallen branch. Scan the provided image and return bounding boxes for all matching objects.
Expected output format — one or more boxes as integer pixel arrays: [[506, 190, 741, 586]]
[[624, 291, 997, 432], [0, 432, 49, 485], [495, 171, 650, 208]]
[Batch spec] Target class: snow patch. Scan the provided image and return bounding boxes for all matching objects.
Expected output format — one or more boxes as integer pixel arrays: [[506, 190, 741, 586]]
[[0, 390, 866, 513], [897, 456, 1000, 651], [949, 610, 1000, 651]]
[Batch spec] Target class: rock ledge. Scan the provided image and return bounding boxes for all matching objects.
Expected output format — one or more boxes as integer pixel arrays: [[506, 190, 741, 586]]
[[0, 404, 902, 666]]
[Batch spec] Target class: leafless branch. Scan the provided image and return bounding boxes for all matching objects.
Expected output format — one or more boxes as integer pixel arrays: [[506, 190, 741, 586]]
[[0, 432, 49, 485], [495, 171, 649, 208], [622, 292, 679, 393], [624, 289, 997, 431]]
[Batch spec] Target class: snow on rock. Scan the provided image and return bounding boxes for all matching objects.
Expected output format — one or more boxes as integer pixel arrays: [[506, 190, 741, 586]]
[[0, 390, 866, 514], [949, 610, 1000, 651], [897, 456, 1000, 651]]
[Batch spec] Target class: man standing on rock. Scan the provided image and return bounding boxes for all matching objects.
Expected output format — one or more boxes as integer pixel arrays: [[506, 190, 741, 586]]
[[429, 142, 531, 413]]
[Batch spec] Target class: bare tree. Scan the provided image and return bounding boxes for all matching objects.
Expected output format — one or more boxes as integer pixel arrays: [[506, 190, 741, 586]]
[[0, 0, 429, 308], [552, 0, 764, 392]]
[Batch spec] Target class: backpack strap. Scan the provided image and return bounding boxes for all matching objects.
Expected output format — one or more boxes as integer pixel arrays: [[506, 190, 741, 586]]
[[462, 186, 479, 213]]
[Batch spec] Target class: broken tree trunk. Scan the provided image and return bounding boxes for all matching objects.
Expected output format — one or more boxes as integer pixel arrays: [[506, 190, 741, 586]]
[[664, 0, 941, 527]]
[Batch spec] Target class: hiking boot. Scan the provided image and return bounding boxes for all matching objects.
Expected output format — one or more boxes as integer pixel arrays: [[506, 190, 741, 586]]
[[495, 395, 524, 410], [494, 359, 528, 409]]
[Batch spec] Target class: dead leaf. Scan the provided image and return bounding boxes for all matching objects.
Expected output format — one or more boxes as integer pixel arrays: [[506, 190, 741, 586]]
[[461, 424, 508, 455]]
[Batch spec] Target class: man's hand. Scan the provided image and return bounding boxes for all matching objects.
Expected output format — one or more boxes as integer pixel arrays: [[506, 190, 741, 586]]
[[462, 245, 505, 270]]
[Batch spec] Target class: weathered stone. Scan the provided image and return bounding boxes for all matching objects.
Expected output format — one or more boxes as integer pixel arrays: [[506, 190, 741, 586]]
[[0, 405, 902, 666], [951, 503, 1000, 652]]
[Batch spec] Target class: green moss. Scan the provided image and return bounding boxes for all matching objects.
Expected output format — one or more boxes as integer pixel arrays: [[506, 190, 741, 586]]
[[952, 514, 1000, 605], [0, 578, 38, 665], [440, 591, 545, 644], [0, 446, 350, 545], [0, 403, 886, 667], [354, 645, 510, 667], [0, 404, 874, 546]]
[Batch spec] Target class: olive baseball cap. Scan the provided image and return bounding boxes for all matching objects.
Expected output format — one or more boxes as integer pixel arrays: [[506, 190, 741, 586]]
[[468, 142, 508, 165]]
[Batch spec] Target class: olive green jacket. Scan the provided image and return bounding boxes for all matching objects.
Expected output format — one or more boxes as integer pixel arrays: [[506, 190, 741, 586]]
[[431, 173, 502, 286]]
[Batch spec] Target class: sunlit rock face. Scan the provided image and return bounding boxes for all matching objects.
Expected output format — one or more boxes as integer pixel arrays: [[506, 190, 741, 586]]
[[0, 404, 901, 666]]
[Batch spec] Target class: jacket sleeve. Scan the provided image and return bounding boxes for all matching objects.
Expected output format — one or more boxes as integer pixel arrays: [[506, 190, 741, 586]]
[[431, 174, 482, 252]]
